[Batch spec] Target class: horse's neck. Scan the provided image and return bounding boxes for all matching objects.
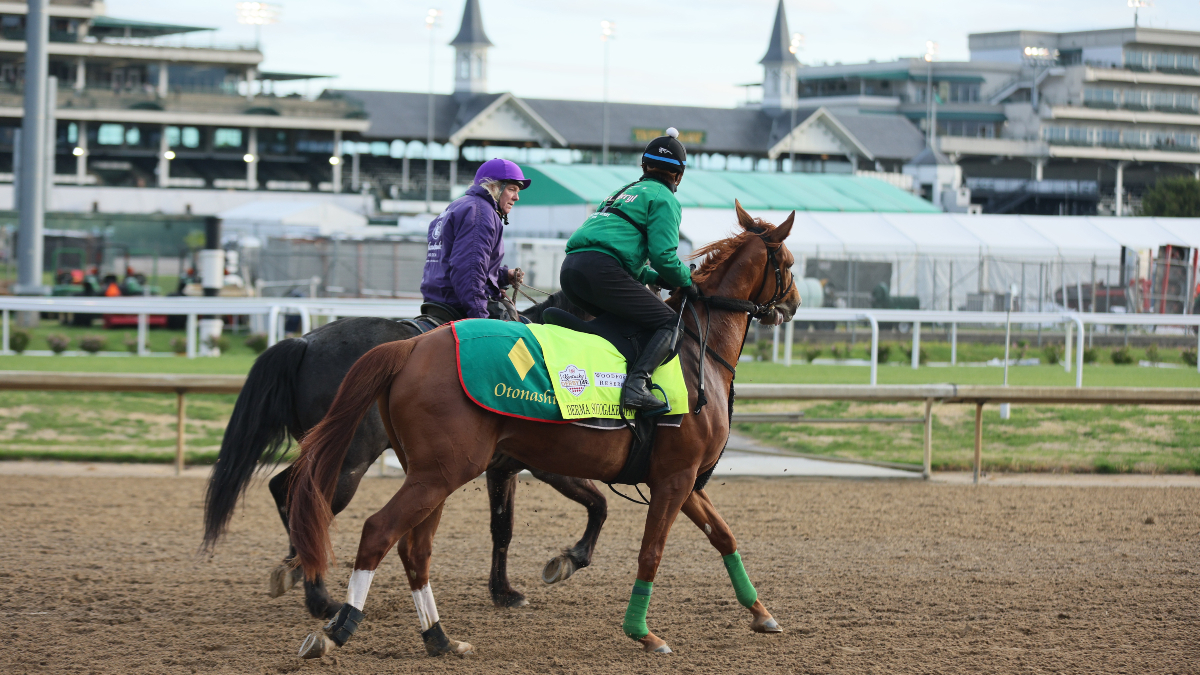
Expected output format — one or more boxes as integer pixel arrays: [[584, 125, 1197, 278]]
[[690, 259, 757, 383]]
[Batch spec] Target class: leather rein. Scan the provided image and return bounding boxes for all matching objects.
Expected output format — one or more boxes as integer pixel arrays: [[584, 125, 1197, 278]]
[[680, 229, 793, 414]]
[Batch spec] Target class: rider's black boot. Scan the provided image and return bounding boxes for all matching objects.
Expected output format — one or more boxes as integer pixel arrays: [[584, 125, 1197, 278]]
[[621, 328, 675, 412]]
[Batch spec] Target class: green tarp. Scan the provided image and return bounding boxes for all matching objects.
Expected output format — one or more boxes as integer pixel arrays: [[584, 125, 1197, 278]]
[[518, 164, 938, 213]]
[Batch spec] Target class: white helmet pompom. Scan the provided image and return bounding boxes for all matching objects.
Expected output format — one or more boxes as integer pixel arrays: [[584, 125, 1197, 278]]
[[666, 127, 679, 138]]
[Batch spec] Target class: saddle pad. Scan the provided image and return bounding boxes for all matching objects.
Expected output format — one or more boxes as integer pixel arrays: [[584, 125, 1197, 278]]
[[451, 319, 688, 422]]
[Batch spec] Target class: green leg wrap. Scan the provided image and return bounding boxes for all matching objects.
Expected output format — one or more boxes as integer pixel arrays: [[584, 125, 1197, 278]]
[[622, 579, 653, 639], [722, 551, 758, 608]]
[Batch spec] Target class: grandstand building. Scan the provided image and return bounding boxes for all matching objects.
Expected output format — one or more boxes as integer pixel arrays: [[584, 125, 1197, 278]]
[[0, 0, 366, 207], [3, 0, 1197, 221]]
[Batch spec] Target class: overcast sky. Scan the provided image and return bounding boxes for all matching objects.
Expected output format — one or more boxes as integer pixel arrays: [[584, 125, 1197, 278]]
[[108, 0, 1200, 108]]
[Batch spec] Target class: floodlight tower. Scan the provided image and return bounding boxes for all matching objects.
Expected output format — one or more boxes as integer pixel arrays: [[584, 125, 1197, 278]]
[[924, 41, 938, 149], [601, 21, 614, 166], [235, 2, 281, 50], [1128, 0, 1151, 27], [787, 32, 803, 172], [425, 7, 442, 213]]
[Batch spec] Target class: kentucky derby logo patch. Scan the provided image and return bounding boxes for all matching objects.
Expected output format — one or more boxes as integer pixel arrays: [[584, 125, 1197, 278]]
[[558, 365, 590, 397]]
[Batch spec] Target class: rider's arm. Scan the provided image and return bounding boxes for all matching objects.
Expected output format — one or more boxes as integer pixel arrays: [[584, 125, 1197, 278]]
[[445, 204, 492, 319], [644, 190, 692, 289], [636, 265, 660, 287]]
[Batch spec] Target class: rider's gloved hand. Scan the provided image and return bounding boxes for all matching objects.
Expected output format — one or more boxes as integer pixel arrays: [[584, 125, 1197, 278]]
[[682, 284, 700, 302], [508, 268, 525, 286]]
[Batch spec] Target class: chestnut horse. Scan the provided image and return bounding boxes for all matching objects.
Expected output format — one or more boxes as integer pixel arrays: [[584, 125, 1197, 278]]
[[288, 202, 800, 658]]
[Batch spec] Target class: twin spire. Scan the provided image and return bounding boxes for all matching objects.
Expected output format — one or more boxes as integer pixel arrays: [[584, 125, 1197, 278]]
[[449, 0, 799, 111]]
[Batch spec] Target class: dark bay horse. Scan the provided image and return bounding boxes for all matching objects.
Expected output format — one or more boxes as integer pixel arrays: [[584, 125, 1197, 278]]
[[289, 202, 800, 658], [201, 292, 606, 620]]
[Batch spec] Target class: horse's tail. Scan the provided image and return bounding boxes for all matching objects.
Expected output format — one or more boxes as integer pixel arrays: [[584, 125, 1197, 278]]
[[202, 337, 308, 551], [289, 339, 417, 580]]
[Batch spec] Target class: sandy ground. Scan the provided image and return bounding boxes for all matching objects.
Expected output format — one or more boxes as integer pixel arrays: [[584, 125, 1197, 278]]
[[1, 471, 1198, 674]]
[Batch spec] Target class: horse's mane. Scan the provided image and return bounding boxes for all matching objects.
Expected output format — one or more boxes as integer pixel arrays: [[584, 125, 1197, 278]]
[[687, 218, 780, 284]]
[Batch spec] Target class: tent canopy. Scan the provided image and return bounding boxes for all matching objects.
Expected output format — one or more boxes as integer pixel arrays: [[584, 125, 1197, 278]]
[[219, 201, 368, 238], [517, 164, 941, 213], [677, 209, 1200, 262]]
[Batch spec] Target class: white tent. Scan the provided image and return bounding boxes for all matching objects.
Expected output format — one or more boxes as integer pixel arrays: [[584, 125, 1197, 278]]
[[219, 201, 369, 239], [674, 209, 1200, 312]]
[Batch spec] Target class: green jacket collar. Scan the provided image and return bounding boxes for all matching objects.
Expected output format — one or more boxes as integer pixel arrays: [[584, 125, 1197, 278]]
[[640, 173, 677, 193]]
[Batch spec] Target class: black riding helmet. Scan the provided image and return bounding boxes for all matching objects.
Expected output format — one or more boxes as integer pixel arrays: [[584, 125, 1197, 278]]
[[642, 127, 687, 176]]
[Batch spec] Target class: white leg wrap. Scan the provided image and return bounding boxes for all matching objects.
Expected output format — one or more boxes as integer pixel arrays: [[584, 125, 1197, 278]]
[[346, 569, 375, 610], [411, 582, 440, 631]]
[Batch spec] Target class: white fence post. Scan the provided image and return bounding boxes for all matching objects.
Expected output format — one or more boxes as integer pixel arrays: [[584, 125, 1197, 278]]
[[864, 313, 879, 386], [1073, 315, 1085, 388], [267, 306, 281, 347], [137, 313, 148, 356], [911, 321, 921, 369], [1064, 321, 1073, 373], [950, 322, 957, 365], [186, 314, 197, 359], [783, 320, 794, 367], [2, 309, 9, 355]]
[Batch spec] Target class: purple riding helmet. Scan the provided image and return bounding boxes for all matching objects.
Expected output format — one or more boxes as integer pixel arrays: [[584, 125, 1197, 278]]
[[473, 158, 531, 189]]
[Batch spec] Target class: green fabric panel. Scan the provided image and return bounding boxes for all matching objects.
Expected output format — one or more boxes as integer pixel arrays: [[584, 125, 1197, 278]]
[[718, 173, 815, 211], [622, 579, 653, 639], [514, 164, 939, 213], [514, 165, 588, 206], [836, 176, 921, 212], [452, 320, 565, 422], [722, 551, 758, 608], [522, 164, 641, 205], [807, 174, 900, 212], [850, 176, 942, 213], [785, 174, 869, 211], [677, 172, 757, 210], [526, 324, 688, 419]]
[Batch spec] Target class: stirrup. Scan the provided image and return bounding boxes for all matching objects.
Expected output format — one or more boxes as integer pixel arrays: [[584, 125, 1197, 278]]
[[624, 381, 672, 417], [643, 383, 671, 417]]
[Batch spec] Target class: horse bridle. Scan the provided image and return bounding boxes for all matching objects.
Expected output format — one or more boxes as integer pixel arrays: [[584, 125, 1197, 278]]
[[682, 229, 794, 414]]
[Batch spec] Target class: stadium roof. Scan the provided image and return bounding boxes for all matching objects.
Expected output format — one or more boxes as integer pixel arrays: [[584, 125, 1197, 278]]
[[90, 17, 213, 39], [516, 164, 940, 213], [330, 90, 927, 162]]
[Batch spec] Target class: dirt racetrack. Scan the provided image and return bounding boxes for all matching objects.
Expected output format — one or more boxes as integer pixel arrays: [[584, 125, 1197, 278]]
[[1, 471, 1198, 674]]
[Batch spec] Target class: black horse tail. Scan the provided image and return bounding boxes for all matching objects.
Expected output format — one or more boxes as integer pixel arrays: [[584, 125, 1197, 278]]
[[202, 337, 308, 551]]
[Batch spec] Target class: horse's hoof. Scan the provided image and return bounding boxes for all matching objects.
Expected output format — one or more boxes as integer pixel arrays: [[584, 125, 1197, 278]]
[[541, 554, 578, 585], [752, 616, 783, 634], [298, 632, 334, 659], [638, 635, 672, 654], [422, 622, 473, 657], [492, 591, 528, 609], [269, 565, 302, 598]]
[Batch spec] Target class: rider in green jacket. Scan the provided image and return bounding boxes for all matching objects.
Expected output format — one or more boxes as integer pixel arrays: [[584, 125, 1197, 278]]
[[561, 128, 695, 412]]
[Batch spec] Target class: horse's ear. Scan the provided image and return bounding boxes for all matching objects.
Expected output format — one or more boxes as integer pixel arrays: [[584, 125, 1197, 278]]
[[734, 200, 755, 231], [766, 211, 795, 243]]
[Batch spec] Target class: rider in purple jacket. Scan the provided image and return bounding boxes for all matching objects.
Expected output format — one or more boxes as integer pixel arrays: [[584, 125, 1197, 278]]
[[420, 159, 531, 319]]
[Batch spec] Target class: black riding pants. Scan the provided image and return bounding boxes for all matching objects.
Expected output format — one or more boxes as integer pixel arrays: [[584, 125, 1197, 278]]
[[559, 251, 677, 331]]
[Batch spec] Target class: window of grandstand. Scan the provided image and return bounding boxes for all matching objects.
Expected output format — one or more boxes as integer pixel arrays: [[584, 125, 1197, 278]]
[[97, 124, 124, 145], [214, 128, 243, 149]]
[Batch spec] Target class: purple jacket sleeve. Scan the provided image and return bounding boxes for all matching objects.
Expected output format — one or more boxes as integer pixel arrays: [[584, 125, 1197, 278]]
[[445, 202, 493, 319]]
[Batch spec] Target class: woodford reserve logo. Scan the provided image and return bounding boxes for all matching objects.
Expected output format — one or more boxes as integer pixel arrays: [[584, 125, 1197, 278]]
[[558, 364, 590, 396]]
